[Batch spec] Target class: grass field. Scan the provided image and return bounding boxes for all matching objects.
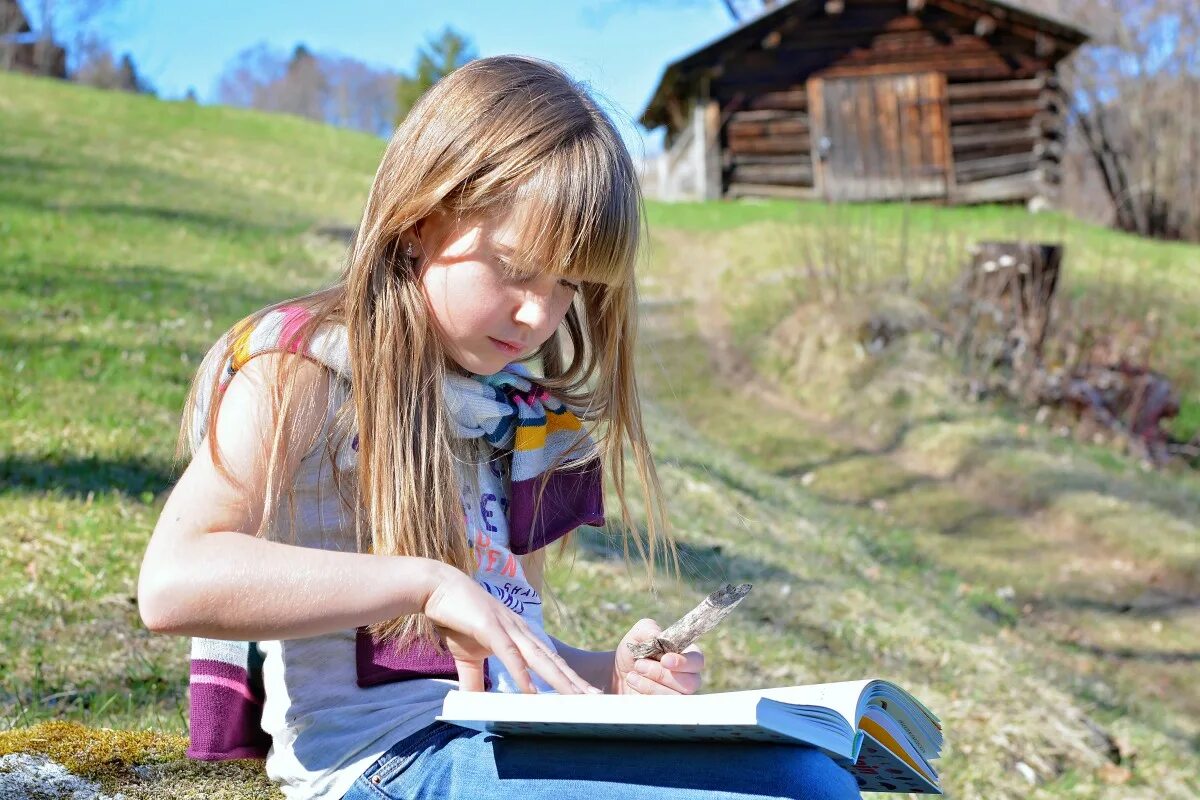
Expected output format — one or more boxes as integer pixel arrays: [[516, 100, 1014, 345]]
[[2, 71, 1198, 798]]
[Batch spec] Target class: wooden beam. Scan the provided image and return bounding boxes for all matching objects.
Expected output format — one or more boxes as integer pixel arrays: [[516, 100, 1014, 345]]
[[956, 152, 1039, 182], [946, 77, 1046, 101], [729, 163, 815, 186], [727, 109, 808, 123], [702, 97, 722, 200], [726, 182, 820, 200], [727, 116, 809, 136], [952, 126, 1038, 150], [948, 100, 1043, 123], [950, 171, 1040, 203], [726, 135, 813, 155], [932, 0, 1061, 49], [1035, 32, 1055, 58], [729, 152, 813, 166]]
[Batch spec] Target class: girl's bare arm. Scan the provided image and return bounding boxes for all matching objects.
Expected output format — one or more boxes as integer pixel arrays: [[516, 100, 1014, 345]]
[[137, 354, 449, 640], [138, 354, 598, 694]]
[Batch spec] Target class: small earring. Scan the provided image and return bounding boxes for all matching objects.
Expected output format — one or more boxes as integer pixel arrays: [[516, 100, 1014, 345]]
[[404, 242, 416, 259]]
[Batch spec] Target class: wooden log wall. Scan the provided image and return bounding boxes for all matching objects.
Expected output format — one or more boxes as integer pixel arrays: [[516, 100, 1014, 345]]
[[723, 97, 816, 199], [946, 71, 1064, 201], [703, 0, 1069, 203]]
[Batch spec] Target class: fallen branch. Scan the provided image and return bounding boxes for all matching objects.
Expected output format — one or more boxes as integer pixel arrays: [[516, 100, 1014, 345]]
[[627, 583, 754, 660]]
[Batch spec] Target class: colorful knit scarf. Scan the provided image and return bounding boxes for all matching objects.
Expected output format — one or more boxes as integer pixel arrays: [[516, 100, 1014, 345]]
[[185, 305, 604, 760]]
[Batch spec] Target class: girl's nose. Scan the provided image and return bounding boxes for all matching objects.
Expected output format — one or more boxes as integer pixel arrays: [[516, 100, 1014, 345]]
[[514, 291, 550, 330]]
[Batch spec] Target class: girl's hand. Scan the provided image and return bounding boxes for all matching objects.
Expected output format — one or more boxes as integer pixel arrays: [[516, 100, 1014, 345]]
[[422, 566, 600, 695], [611, 618, 705, 696]]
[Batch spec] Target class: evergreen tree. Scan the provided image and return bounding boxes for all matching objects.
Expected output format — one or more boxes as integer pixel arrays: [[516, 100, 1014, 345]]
[[394, 27, 476, 126]]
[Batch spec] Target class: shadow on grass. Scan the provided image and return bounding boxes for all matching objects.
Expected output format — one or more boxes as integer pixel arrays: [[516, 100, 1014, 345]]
[[775, 412, 956, 480], [0, 260, 286, 320], [0, 455, 176, 499], [72, 202, 305, 237], [1060, 639, 1200, 664], [0, 155, 305, 236], [574, 525, 799, 590], [1041, 591, 1200, 618]]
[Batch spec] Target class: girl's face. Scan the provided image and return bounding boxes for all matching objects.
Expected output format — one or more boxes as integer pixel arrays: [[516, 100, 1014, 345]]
[[416, 209, 580, 376]]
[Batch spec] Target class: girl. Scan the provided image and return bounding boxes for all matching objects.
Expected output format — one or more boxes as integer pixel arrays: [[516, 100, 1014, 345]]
[[137, 55, 859, 800]]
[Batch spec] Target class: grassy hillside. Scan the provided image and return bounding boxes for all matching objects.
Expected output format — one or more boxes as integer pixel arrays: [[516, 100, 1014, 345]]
[[2, 71, 1197, 799], [1, 72, 382, 742]]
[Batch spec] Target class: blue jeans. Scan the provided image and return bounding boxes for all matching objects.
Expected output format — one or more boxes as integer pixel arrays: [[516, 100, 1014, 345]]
[[341, 721, 862, 800]]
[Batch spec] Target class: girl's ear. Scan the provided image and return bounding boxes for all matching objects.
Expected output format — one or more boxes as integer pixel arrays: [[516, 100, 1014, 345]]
[[412, 209, 451, 260]]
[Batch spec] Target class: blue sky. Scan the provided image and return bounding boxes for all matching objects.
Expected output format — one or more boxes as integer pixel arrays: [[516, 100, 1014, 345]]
[[97, 0, 738, 154]]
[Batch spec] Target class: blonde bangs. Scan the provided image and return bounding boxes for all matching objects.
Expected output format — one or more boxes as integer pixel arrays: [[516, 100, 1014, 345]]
[[506, 133, 642, 289]]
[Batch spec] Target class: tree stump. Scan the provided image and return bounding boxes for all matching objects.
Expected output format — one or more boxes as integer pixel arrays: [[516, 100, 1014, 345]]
[[964, 241, 1063, 358]]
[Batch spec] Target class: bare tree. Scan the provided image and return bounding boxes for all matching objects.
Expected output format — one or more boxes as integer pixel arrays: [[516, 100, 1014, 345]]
[[72, 33, 152, 93], [273, 44, 326, 121], [1025, 0, 1200, 240], [22, 0, 120, 75], [323, 54, 397, 137], [215, 42, 283, 110], [216, 42, 398, 137]]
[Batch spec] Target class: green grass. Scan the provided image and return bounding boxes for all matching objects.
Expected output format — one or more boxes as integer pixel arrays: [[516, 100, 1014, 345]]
[[638, 197, 1200, 797], [0, 72, 381, 742], [646, 197, 1200, 441], [3, 70, 1199, 798]]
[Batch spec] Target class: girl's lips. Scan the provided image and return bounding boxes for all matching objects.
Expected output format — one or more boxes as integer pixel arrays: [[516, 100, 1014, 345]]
[[489, 337, 524, 354]]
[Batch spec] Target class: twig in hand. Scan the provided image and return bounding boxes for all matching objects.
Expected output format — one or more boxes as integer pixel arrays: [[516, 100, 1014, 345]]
[[627, 583, 753, 660]]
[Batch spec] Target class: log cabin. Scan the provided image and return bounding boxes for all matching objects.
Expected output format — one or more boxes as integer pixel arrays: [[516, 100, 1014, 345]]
[[641, 0, 1089, 205], [0, 0, 67, 78]]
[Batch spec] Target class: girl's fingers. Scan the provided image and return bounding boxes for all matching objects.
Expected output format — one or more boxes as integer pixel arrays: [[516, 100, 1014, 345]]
[[624, 669, 678, 695], [484, 622, 584, 695], [661, 648, 705, 673], [631, 655, 703, 695], [488, 637, 537, 694], [510, 628, 595, 695], [455, 658, 487, 692]]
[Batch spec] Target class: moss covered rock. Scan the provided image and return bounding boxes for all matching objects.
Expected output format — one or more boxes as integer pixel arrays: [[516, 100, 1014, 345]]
[[0, 723, 280, 799]]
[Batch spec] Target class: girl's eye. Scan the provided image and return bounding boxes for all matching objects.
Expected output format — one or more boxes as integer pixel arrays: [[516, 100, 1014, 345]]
[[498, 257, 578, 293], [497, 258, 533, 282]]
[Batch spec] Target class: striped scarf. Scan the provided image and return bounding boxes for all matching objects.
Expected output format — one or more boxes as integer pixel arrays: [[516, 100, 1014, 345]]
[[186, 305, 604, 760]]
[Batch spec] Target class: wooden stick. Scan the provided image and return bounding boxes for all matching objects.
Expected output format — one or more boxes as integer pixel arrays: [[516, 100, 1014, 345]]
[[627, 583, 753, 660]]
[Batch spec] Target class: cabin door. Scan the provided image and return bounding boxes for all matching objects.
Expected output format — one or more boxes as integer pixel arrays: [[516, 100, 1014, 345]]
[[809, 72, 952, 202]]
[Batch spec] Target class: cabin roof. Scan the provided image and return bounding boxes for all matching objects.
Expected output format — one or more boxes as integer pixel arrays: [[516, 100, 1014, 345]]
[[641, 0, 1091, 130], [1, 0, 32, 35]]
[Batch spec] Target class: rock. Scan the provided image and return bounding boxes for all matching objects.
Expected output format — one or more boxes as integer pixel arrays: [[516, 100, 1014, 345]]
[[0, 722, 279, 799], [0, 753, 121, 800]]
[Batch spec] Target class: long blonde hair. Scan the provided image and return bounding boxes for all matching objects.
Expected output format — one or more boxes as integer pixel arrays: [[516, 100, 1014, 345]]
[[180, 55, 673, 644]]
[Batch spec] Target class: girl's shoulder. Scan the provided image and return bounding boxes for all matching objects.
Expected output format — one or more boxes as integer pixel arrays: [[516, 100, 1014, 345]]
[[223, 305, 351, 385], [191, 305, 350, 457]]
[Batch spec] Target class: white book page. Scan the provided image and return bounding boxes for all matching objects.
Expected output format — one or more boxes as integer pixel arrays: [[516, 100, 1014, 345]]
[[756, 680, 874, 729], [440, 681, 878, 729], [440, 688, 765, 728]]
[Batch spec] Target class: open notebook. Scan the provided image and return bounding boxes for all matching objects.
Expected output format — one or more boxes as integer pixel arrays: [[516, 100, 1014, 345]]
[[439, 679, 942, 794]]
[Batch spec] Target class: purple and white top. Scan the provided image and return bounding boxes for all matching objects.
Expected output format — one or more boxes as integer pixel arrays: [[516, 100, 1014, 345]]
[[184, 308, 603, 800], [258, 402, 559, 799]]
